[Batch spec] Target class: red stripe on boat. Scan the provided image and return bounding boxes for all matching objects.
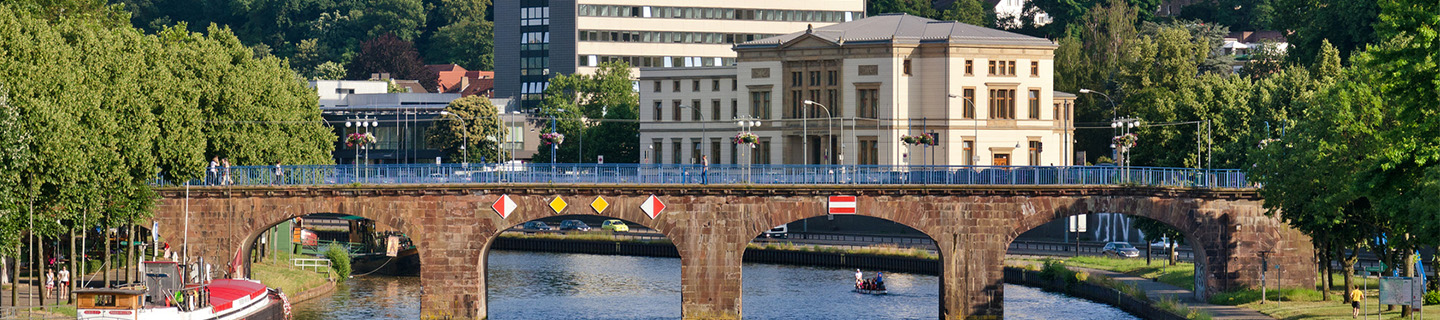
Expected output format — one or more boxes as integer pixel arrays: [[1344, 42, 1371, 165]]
[[207, 279, 267, 312]]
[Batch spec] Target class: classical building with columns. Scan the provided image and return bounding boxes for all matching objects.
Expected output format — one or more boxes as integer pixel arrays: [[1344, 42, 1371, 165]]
[[638, 13, 1077, 167]]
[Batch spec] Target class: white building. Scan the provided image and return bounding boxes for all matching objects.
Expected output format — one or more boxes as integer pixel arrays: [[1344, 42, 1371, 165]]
[[638, 13, 1077, 167], [311, 80, 390, 108], [495, 0, 867, 110]]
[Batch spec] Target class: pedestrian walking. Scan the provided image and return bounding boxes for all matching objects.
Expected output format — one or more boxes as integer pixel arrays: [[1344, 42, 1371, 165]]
[[221, 158, 233, 186], [208, 157, 219, 185], [57, 267, 70, 296], [273, 161, 285, 185], [45, 269, 54, 291], [701, 155, 709, 185]]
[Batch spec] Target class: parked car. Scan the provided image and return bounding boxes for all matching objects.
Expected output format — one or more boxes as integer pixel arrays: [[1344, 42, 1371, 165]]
[[762, 224, 788, 239], [1101, 242, 1141, 258], [559, 220, 591, 231], [600, 220, 629, 232], [521, 221, 553, 232], [1149, 237, 1179, 250]]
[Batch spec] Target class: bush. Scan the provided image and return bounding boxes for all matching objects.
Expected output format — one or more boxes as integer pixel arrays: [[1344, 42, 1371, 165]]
[[322, 245, 351, 277], [1425, 290, 1440, 305]]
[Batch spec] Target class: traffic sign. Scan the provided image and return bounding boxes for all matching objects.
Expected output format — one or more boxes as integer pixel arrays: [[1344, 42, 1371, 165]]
[[640, 195, 665, 219], [549, 196, 568, 213], [828, 196, 856, 214], [491, 194, 516, 219], [591, 196, 610, 214]]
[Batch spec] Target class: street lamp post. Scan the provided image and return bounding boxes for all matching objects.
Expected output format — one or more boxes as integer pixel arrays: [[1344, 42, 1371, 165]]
[[736, 116, 762, 183], [947, 94, 980, 165], [802, 100, 836, 166], [1078, 88, 1118, 162], [1111, 117, 1142, 181], [438, 111, 469, 166]]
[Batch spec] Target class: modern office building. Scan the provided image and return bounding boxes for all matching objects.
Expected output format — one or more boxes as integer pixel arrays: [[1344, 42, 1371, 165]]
[[309, 81, 535, 164], [638, 13, 1077, 167], [495, 0, 866, 111]]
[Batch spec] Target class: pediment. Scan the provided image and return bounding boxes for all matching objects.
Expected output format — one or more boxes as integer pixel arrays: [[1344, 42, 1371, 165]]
[[780, 34, 841, 49]]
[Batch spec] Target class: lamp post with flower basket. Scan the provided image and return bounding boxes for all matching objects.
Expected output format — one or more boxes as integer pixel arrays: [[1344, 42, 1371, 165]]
[[1111, 117, 1141, 182], [735, 116, 762, 183], [900, 132, 939, 166], [345, 118, 379, 181]]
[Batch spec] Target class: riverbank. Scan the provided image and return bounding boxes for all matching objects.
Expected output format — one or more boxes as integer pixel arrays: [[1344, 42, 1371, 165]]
[[251, 261, 337, 303]]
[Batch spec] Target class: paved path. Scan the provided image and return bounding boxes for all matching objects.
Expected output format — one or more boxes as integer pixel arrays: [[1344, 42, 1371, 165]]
[[1007, 255, 1273, 320]]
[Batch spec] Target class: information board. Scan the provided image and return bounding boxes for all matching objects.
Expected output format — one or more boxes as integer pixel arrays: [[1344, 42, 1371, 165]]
[[1378, 276, 1424, 310]]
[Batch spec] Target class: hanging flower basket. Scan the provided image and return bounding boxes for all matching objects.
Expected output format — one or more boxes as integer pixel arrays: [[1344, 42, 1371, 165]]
[[733, 132, 759, 146], [345, 132, 377, 147], [902, 133, 937, 146], [1112, 133, 1138, 151], [540, 132, 565, 145]]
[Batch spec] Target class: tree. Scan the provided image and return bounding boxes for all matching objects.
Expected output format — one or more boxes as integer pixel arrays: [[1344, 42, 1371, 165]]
[[1132, 217, 1183, 265], [534, 61, 640, 163], [424, 18, 494, 70], [427, 95, 507, 163], [1025, 0, 1160, 37], [310, 61, 348, 80], [348, 33, 439, 91], [1271, 0, 1379, 66], [867, 0, 937, 18], [939, 0, 993, 27]]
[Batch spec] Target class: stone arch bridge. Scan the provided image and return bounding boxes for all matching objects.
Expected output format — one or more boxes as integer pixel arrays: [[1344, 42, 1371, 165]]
[[151, 184, 1312, 319]]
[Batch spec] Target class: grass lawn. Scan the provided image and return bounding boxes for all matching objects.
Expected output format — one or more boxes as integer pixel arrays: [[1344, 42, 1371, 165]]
[[1245, 297, 1438, 319], [250, 260, 334, 297], [1037, 256, 1198, 290]]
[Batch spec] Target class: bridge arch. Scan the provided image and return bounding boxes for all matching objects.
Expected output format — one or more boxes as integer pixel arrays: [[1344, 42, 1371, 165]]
[[237, 211, 423, 279]]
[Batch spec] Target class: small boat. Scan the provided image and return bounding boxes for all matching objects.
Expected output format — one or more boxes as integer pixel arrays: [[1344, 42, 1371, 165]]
[[75, 261, 291, 320], [852, 287, 889, 295]]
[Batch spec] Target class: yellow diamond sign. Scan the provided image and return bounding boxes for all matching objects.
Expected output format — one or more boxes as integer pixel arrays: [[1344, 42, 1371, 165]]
[[548, 196, 568, 213], [590, 196, 610, 214]]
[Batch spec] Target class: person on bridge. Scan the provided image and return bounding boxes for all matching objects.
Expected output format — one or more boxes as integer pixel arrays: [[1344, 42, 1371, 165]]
[[273, 161, 285, 185], [701, 155, 709, 185], [1349, 286, 1363, 318]]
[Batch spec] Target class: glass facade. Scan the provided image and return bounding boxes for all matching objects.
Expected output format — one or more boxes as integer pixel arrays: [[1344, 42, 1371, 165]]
[[578, 5, 861, 22], [519, 0, 552, 110]]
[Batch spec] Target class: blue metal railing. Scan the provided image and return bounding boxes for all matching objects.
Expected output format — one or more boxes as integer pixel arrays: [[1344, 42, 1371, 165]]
[[156, 163, 1251, 188]]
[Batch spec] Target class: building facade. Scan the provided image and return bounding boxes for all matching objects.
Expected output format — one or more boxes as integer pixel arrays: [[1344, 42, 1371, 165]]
[[495, 0, 866, 110], [310, 81, 536, 164], [638, 14, 1077, 167]]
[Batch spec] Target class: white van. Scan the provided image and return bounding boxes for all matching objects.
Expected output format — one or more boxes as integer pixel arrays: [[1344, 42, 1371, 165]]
[[763, 224, 788, 238]]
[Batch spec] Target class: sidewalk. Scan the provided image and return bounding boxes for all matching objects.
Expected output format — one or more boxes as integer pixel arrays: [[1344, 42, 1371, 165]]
[[1007, 255, 1273, 320]]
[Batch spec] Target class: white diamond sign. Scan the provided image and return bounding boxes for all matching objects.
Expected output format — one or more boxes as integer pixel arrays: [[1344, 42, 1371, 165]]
[[640, 194, 666, 219], [491, 194, 516, 219]]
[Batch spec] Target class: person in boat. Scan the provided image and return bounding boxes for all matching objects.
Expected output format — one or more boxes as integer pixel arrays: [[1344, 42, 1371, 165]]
[[855, 269, 863, 288], [876, 272, 885, 291]]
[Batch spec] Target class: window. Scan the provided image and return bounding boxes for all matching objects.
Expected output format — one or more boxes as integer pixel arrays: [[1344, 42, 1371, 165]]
[[791, 72, 802, 86], [1054, 103, 1062, 121], [988, 60, 996, 75], [1008, 61, 1016, 75], [1031, 61, 1039, 76], [965, 60, 974, 75], [903, 59, 912, 76], [730, 141, 739, 164], [858, 88, 878, 119], [787, 90, 802, 118], [826, 89, 839, 114], [711, 100, 721, 121], [858, 137, 878, 165], [650, 139, 662, 163], [692, 80, 701, 92], [1028, 141, 1042, 166], [809, 71, 820, 86], [963, 140, 975, 165], [653, 80, 661, 92], [653, 101, 663, 121], [691, 99, 702, 120], [750, 91, 771, 119], [673, 80, 680, 92], [754, 138, 772, 164], [710, 139, 722, 165], [827, 71, 837, 86], [672, 100, 682, 121], [732, 79, 738, 91], [692, 139, 702, 163], [730, 99, 738, 121], [988, 89, 1015, 119], [712, 79, 720, 91], [1028, 90, 1040, 119], [988, 60, 1017, 76], [672, 139, 682, 164], [962, 88, 975, 119]]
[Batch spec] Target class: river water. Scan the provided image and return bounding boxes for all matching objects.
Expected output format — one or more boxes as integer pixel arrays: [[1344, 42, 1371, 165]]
[[294, 250, 1139, 320]]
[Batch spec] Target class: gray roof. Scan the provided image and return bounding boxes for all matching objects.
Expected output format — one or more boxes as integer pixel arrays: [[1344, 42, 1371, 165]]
[[1054, 91, 1077, 98], [736, 13, 1056, 49]]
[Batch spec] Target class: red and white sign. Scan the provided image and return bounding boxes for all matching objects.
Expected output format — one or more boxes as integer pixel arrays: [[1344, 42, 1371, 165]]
[[828, 195, 856, 214], [491, 194, 516, 219], [640, 195, 666, 219]]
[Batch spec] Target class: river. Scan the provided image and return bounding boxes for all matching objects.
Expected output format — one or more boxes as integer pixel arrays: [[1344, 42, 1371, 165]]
[[294, 250, 1139, 319]]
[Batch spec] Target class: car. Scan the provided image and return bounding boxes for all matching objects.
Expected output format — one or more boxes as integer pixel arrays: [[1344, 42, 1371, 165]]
[[1101, 242, 1141, 258], [1149, 237, 1179, 250], [600, 219, 629, 232], [521, 221, 553, 232], [762, 224, 788, 239], [559, 220, 591, 231]]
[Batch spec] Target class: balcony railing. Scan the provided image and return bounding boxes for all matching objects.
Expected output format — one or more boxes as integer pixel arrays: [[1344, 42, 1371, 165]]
[[157, 164, 1251, 189]]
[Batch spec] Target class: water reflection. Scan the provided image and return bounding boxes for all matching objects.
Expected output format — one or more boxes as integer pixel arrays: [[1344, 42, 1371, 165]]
[[293, 250, 1138, 320]]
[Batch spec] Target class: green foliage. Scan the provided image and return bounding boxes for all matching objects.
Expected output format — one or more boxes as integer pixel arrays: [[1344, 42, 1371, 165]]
[[427, 95, 508, 163], [535, 61, 640, 163], [1426, 290, 1439, 305], [938, 0, 994, 27], [867, 0, 938, 19], [1025, 0, 1160, 37], [1271, 0, 1379, 66], [348, 33, 438, 90], [1207, 288, 1322, 305], [424, 19, 494, 71], [322, 244, 351, 277]]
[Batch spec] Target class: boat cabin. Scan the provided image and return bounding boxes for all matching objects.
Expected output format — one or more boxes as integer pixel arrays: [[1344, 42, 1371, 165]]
[[75, 288, 144, 318]]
